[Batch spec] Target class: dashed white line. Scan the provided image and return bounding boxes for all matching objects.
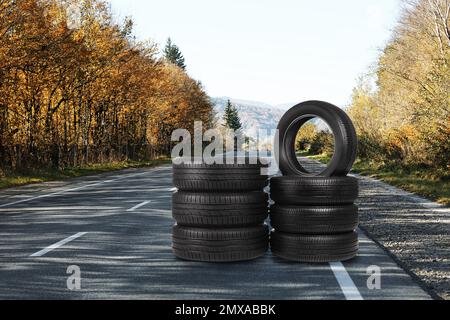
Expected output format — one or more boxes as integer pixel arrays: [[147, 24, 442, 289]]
[[30, 232, 88, 257], [0, 167, 168, 209], [0, 182, 108, 208], [127, 201, 151, 212], [329, 262, 363, 300]]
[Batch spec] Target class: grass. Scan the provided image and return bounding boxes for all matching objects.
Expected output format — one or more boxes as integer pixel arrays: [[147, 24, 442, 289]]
[[303, 153, 450, 206], [0, 159, 171, 190]]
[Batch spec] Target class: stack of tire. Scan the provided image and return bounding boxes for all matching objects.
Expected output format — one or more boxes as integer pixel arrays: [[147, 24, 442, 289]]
[[270, 100, 360, 263], [172, 159, 270, 262]]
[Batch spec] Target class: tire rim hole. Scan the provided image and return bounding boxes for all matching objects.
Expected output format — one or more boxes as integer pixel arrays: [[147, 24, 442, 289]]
[[294, 117, 336, 175]]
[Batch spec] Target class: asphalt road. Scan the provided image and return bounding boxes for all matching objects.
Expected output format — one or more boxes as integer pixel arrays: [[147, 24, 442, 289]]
[[0, 165, 432, 300]]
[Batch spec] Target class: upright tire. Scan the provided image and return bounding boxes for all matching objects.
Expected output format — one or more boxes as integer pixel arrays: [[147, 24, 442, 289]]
[[270, 205, 359, 234], [173, 225, 269, 262], [172, 192, 269, 227], [275, 101, 357, 177], [173, 161, 268, 192], [270, 231, 359, 263], [270, 176, 359, 205]]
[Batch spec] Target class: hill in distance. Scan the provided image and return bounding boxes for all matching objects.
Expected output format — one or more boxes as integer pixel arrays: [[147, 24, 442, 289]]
[[212, 97, 288, 139], [212, 97, 330, 138]]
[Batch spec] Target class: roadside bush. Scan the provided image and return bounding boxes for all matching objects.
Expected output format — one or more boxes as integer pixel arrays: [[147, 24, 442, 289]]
[[309, 132, 334, 156]]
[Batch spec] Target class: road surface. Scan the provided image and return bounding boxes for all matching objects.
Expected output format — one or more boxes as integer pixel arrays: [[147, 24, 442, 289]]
[[0, 165, 432, 299]]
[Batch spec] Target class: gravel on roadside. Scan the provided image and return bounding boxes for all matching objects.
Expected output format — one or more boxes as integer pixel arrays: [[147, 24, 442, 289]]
[[300, 158, 450, 300]]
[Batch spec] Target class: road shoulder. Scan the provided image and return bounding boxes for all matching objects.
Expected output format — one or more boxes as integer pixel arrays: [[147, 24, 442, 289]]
[[356, 173, 450, 300]]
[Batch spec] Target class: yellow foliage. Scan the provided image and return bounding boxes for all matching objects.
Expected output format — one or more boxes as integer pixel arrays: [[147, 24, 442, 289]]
[[0, 0, 212, 169], [347, 0, 450, 170]]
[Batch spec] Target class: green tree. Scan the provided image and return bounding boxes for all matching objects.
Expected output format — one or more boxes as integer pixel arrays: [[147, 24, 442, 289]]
[[222, 100, 242, 131], [163, 38, 186, 70]]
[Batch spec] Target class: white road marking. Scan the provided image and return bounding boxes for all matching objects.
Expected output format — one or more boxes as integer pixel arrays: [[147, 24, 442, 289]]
[[0, 206, 121, 212], [30, 232, 88, 257], [0, 182, 107, 208], [127, 201, 151, 212], [329, 262, 363, 300], [0, 167, 168, 209]]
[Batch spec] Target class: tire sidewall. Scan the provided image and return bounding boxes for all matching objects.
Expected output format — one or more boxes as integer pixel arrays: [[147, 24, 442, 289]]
[[276, 100, 357, 177]]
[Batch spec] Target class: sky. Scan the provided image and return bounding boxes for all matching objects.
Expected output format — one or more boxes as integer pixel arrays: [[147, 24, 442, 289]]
[[107, 0, 402, 107]]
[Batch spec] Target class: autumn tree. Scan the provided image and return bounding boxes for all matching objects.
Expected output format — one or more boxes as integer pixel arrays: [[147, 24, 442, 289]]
[[347, 0, 449, 171], [0, 0, 212, 171], [295, 123, 318, 152]]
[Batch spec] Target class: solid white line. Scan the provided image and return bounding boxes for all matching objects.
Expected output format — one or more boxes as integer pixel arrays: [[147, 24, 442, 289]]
[[127, 201, 151, 212], [329, 262, 363, 300], [0, 167, 168, 209], [30, 232, 88, 257]]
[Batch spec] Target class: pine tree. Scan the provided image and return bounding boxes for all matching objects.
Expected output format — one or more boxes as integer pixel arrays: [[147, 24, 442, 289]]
[[223, 100, 242, 131], [163, 38, 186, 70]]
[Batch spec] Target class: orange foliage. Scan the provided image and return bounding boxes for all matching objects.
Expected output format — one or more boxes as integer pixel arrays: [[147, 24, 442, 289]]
[[0, 0, 212, 169]]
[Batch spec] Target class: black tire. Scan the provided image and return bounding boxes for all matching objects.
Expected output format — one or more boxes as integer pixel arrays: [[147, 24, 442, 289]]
[[173, 225, 269, 262], [173, 192, 269, 227], [270, 205, 359, 234], [270, 231, 359, 263], [173, 160, 268, 192], [275, 100, 357, 177], [270, 176, 358, 205]]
